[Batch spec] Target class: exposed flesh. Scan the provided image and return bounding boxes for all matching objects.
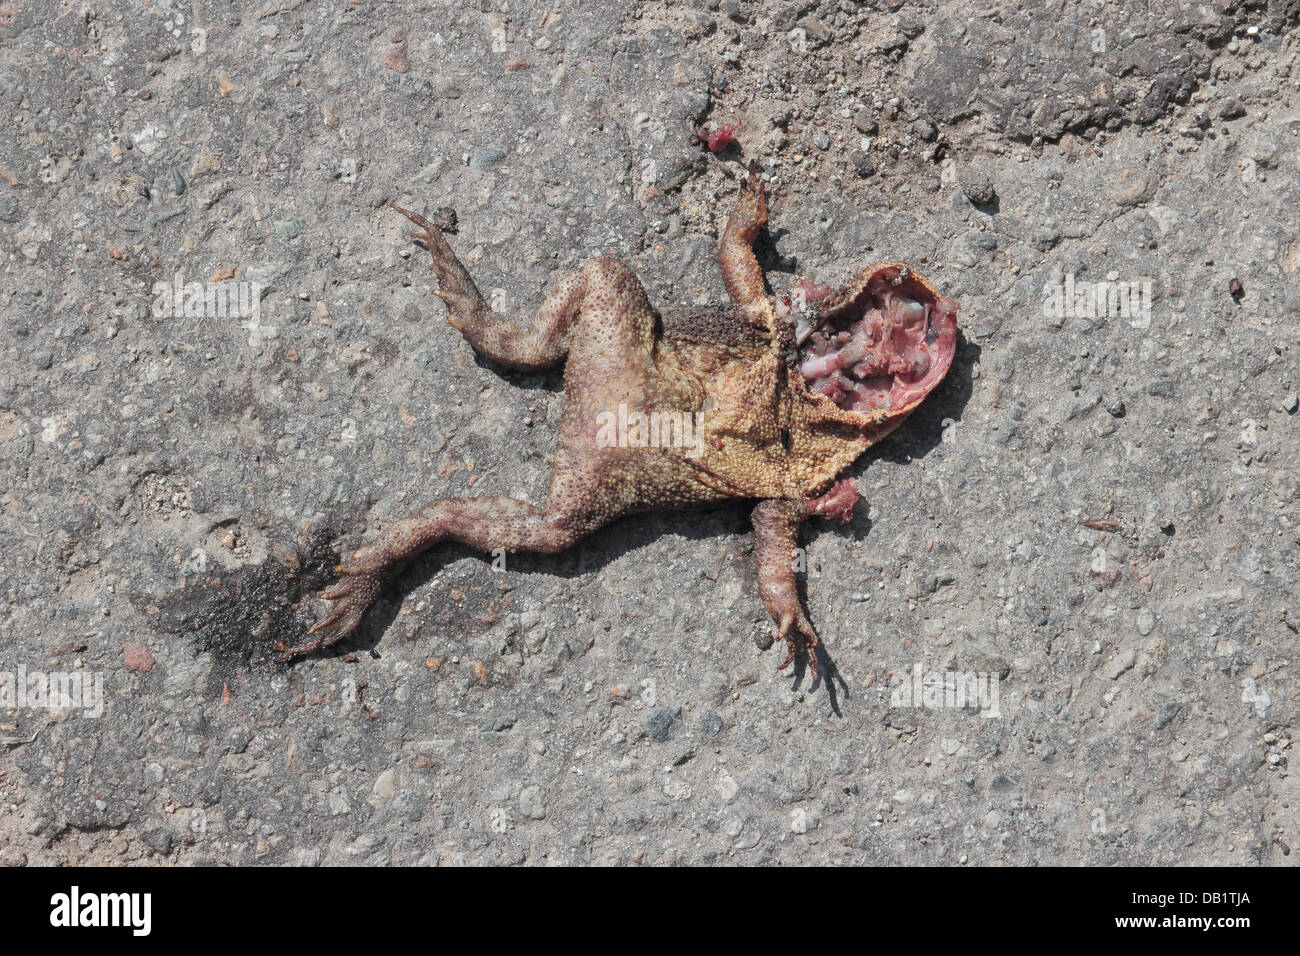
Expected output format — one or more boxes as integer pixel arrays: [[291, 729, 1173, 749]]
[[793, 271, 958, 414]]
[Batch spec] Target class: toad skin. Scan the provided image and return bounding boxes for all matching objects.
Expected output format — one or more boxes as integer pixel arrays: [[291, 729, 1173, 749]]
[[295, 167, 958, 678]]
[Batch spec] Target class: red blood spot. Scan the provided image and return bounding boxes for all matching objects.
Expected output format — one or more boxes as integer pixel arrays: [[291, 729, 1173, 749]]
[[123, 643, 156, 672], [806, 478, 859, 523], [504, 59, 530, 71], [697, 121, 741, 152]]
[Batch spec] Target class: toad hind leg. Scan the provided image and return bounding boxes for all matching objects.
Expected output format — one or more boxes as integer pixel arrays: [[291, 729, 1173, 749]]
[[293, 497, 599, 657], [390, 202, 583, 372]]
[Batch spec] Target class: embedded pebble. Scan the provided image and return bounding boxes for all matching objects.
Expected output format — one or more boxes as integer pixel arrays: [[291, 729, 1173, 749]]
[[645, 706, 679, 742], [471, 146, 506, 169], [517, 786, 546, 820], [958, 165, 996, 205]]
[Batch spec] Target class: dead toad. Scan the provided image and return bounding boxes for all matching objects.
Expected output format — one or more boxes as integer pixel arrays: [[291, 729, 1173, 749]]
[[295, 166, 958, 677]]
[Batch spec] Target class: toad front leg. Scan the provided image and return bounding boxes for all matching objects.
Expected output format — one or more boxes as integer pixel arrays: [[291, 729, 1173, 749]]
[[752, 499, 819, 678], [719, 162, 772, 328]]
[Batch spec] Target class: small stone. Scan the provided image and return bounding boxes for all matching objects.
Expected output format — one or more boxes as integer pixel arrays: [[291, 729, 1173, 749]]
[[517, 785, 546, 820], [1068, 393, 1101, 421], [813, 130, 831, 150], [1146, 379, 1174, 398], [372, 768, 396, 802], [1032, 223, 1062, 250], [645, 706, 679, 742], [384, 42, 409, 74], [273, 218, 304, 240], [1218, 97, 1246, 120], [911, 119, 937, 141], [1136, 609, 1156, 636], [1105, 394, 1126, 417], [123, 643, 155, 672], [1282, 393, 1298, 414], [716, 770, 740, 802], [690, 14, 716, 37], [1245, 132, 1278, 168], [1105, 647, 1136, 680], [1155, 701, 1182, 730], [897, 13, 925, 38], [853, 108, 877, 134], [139, 821, 173, 855], [470, 146, 506, 170], [958, 164, 996, 205], [428, 206, 457, 232], [795, 17, 830, 41], [848, 149, 874, 177], [697, 709, 724, 737]]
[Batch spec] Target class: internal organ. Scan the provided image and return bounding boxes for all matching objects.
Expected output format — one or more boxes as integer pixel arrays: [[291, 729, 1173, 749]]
[[795, 271, 959, 414]]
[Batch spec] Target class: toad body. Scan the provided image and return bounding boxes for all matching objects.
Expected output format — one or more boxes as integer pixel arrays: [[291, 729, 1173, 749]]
[[296, 168, 959, 678]]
